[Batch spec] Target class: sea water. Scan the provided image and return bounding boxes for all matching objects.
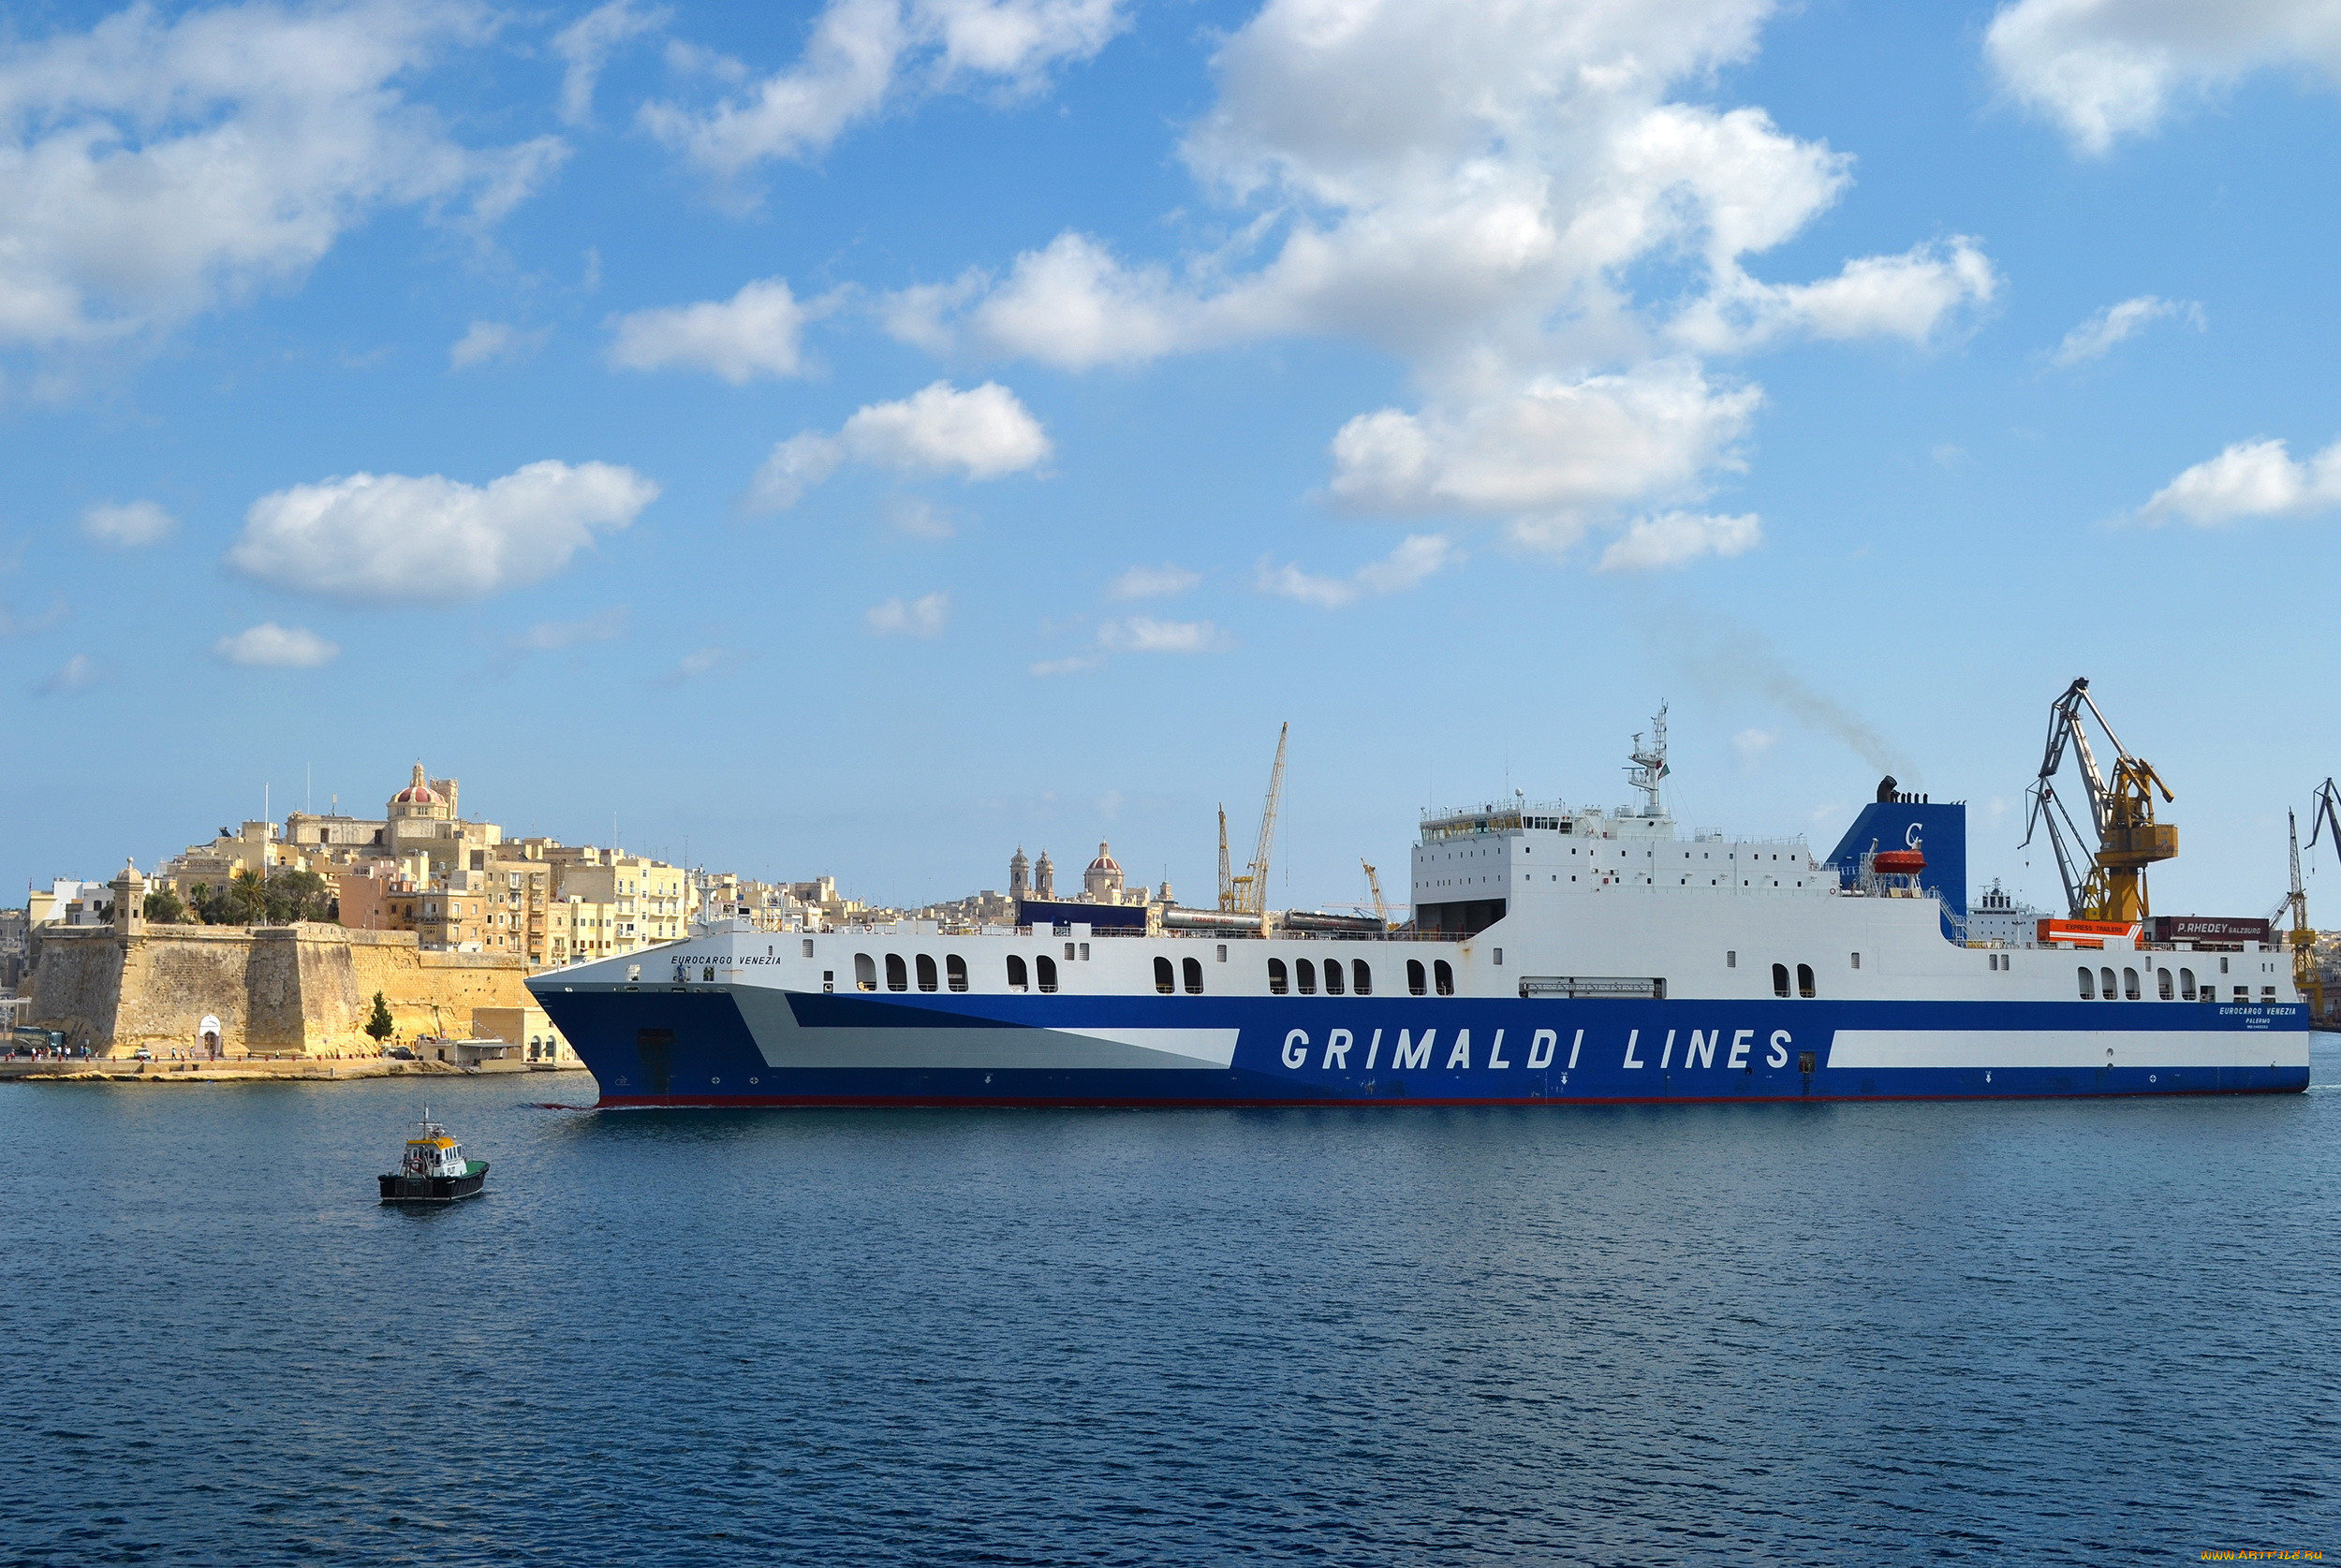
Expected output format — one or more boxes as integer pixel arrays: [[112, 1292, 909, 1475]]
[[3, 1043, 2336, 1565]]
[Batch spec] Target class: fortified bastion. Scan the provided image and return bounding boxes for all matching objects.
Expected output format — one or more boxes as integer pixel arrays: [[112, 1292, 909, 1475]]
[[25, 865, 535, 1058]]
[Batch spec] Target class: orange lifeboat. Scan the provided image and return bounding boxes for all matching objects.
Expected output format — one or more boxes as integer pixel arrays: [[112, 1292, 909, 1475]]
[[1872, 850, 1926, 875]]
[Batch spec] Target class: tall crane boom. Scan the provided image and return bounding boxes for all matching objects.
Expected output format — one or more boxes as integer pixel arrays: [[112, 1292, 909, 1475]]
[[1362, 859, 1388, 930], [2282, 808, 2322, 1018], [1217, 724, 1289, 916], [1241, 723, 1288, 916], [2306, 778, 2341, 865], [2019, 677, 2177, 921], [1216, 806, 1234, 913]]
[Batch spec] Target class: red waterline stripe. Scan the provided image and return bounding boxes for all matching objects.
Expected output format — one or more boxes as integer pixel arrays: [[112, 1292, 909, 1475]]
[[591, 1085, 2305, 1110]]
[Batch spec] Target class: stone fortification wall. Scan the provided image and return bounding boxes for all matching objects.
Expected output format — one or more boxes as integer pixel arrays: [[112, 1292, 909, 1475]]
[[26, 925, 534, 1057], [347, 933, 533, 1042]]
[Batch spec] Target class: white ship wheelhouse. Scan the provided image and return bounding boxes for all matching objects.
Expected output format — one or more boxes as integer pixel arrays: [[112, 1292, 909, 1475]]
[[1409, 703, 1829, 938]]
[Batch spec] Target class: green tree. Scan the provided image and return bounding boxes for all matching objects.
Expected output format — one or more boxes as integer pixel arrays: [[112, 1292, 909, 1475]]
[[143, 889, 185, 924], [224, 870, 267, 926], [364, 991, 394, 1044]]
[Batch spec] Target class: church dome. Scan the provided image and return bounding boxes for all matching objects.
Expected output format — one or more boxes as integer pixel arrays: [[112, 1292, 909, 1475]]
[[1087, 842, 1120, 875], [390, 762, 442, 809]]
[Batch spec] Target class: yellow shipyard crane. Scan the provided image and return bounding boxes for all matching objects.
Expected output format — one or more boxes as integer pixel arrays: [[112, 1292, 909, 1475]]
[[2020, 677, 2177, 922], [1217, 723, 1288, 916], [1216, 806, 1233, 912], [1361, 860, 1389, 931], [2277, 809, 2322, 1019]]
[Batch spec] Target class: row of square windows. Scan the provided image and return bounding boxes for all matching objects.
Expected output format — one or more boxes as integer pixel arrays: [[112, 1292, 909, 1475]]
[[844, 950, 1462, 997], [2079, 964, 2272, 1002]]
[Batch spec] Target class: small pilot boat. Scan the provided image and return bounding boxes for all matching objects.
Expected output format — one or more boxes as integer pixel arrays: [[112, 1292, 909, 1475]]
[[378, 1110, 488, 1202]]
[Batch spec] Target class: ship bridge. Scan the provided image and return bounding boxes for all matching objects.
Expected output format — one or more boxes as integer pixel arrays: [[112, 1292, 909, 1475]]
[[1410, 708, 1824, 937]]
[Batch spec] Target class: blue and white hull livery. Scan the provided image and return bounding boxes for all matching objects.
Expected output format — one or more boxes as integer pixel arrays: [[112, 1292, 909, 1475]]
[[529, 722, 2311, 1109]]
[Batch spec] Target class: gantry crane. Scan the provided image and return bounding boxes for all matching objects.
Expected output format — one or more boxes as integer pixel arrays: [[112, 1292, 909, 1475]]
[[1361, 860, 1389, 930], [2020, 677, 2177, 922], [1217, 723, 1288, 916]]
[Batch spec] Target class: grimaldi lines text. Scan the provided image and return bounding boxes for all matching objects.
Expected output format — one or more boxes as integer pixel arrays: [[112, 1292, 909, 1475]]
[[529, 723, 2310, 1109]]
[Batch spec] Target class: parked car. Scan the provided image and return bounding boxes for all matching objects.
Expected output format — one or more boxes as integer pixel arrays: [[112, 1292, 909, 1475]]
[[385, 1046, 417, 1061]]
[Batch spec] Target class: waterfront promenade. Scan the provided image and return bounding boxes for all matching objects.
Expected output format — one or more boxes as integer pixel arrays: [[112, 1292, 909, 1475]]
[[0, 1051, 581, 1083]]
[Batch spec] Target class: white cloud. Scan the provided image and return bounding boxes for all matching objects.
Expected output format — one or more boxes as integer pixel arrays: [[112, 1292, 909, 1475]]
[[885, 496, 955, 538], [653, 645, 744, 683], [79, 499, 175, 549], [866, 591, 950, 637], [886, 0, 1988, 561], [228, 460, 658, 603], [1029, 653, 1099, 676], [1596, 510, 1761, 571], [1098, 616, 1228, 653], [1257, 533, 1456, 608], [37, 653, 101, 695], [553, 0, 670, 126], [1328, 363, 1762, 540], [964, 233, 1192, 370], [0, 601, 69, 637], [1732, 726, 1777, 769], [608, 277, 823, 383], [2048, 294, 2203, 366], [1986, 0, 2341, 154], [642, 0, 1128, 181], [515, 606, 629, 651], [2139, 437, 2341, 526], [1672, 239, 1998, 354], [449, 320, 548, 369], [745, 381, 1050, 511], [213, 623, 338, 667], [1107, 563, 1200, 599], [0, 1, 567, 354]]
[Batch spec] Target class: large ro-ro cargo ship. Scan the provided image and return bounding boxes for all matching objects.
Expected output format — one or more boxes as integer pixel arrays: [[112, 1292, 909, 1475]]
[[531, 713, 2310, 1109]]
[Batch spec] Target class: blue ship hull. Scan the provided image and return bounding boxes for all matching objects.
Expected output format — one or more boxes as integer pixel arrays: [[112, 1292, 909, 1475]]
[[533, 986, 2312, 1108]]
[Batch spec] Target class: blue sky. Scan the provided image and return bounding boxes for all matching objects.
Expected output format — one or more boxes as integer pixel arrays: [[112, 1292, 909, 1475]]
[[7, 0, 2341, 918]]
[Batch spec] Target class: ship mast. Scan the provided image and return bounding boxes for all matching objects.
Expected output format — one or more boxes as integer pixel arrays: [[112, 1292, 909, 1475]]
[[1626, 703, 1670, 819]]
